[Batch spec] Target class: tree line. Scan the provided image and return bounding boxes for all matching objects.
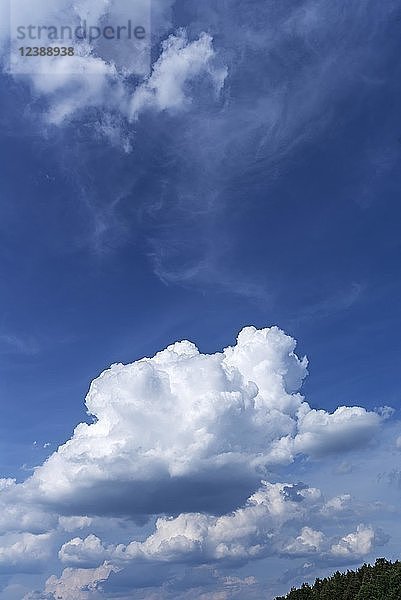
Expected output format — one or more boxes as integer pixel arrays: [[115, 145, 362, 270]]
[[275, 558, 401, 600]]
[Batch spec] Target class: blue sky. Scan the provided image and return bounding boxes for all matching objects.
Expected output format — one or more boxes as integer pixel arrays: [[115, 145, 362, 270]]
[[0, 1, 401, 598]]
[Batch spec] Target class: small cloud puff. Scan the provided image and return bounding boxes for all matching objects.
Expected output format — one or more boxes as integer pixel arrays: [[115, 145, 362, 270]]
[[330, 524, 376, 558], [282, 527, 325, 556], [59, 517, 93, 533]]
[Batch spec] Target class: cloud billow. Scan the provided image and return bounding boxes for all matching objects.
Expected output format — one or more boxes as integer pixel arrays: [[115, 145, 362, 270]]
[[29, 326, 382, 519]]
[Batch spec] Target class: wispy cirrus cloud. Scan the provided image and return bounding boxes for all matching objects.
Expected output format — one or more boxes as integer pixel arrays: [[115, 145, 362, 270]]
[[0, 333, 39, 356]]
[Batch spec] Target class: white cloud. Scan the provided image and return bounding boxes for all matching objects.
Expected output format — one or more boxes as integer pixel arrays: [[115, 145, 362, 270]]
[[57, 481, 313, 566], [0, 532, 54, 572], [31, 28, 223, 129], [59, 534, 111, 567], [25, 326, 383, 519], [330, 524, 376, 558], [129, 30, 227, 119], [0, 478, 15, 492], [59, 517, 93, 533], [282, 527, 325, 556], [321, 494, 352, 515], [29, 563, 119, 600], [293, 406, 382, 457], [56, 480, 376, 569], [2, 0, 226, 131], [26, 564, 261, 600], [0, 479, 56, 535], [29, 55, 126, 126]]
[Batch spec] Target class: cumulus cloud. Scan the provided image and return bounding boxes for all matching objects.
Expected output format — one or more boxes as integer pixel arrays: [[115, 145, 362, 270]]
[[26, 563, 119, 600], [56, 480, 382, 570], [59, 535, 112, 567], [330, 524, 376, 558], [282, 527, 325, 556], [0, 325, 393, 598], [0, 532, 54, 573], [58, 481, 309, 567], [293, 406, 382, 457], [25, 326, 384, 519], [27, 564, 261, 600], [0, 479, 56, 535], [321, 494, 352, 515]]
